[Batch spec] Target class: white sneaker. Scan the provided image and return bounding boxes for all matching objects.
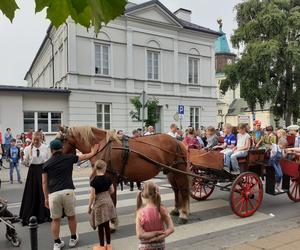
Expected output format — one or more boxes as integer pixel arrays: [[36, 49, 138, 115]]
[[231, 170, 241, 175], [69, 234, 79, 248], [53, 241, 65, 250]]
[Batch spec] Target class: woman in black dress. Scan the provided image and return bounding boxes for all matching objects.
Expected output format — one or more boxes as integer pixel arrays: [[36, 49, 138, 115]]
[[19, 131, 51, 226]]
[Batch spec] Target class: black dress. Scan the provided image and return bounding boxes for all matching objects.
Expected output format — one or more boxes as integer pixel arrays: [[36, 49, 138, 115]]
[[19, 164, 50, 226]]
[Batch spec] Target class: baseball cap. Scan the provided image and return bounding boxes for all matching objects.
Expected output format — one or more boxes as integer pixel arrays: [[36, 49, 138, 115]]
[[254, 120, 261, 126], [50, 139, 62, 150]]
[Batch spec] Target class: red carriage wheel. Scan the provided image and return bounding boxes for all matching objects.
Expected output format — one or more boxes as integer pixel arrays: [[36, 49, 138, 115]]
[[190, 166, 215, 201], [288, 177, 300, 202], [230, 172, 263, 218]]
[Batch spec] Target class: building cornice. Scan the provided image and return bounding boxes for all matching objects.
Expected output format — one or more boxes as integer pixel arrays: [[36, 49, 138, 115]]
[[69, 87, 218, 100]]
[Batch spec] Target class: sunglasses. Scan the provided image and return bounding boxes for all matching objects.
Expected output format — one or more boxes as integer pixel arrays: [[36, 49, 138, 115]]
[[37, 149, 40, 157]]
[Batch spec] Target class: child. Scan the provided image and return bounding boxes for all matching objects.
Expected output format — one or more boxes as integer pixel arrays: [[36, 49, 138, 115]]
[[136, 181, 174, 250], [226, 124, 251, 175], [88, 160, 116, 250], [8, 139, 22, 184], [262, 126, 277, 150], [205, 126, 219, 149], [269, 138, 287, 193]]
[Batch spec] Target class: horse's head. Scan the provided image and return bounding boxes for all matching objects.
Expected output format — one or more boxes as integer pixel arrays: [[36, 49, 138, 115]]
[[56, 125, 76, 154]]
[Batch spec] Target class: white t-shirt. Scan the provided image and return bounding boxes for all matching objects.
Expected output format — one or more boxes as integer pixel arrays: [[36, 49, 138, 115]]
[[236, 133, 250, 150], [167, 131, 177, 138]]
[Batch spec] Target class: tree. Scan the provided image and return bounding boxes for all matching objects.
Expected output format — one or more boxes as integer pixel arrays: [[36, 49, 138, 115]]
[[0, 0, 127, 33], [220, 0, 300, 126], [129, 96, 159, 127]]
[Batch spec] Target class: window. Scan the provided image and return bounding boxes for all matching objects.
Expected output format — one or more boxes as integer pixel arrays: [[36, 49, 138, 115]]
[[147, 50, 159, 80], [38, 112, 49, 132], [95, 44, 109, 75], [24, 112, 35, 132], [23, 112, 62, 133], [190, 107, 200, 130], [51, 113, 62, 132], [97, 104, 111, 130], [188, 57, 199, 84]]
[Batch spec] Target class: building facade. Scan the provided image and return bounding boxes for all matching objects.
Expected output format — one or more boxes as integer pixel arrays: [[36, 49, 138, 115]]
[[25, 0, 220, 134], [0, 86, 69, 143]]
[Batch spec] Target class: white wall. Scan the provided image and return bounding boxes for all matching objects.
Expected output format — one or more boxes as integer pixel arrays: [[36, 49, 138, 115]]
[[0, 91, 68, 141], [0, 92, 23, 138]]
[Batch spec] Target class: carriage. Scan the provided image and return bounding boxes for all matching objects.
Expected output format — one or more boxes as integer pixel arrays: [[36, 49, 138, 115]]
[[188, 148, 300, 217]]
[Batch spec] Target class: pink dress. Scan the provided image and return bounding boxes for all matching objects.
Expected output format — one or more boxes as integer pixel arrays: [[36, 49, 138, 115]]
[[138, 206, 166, 250]]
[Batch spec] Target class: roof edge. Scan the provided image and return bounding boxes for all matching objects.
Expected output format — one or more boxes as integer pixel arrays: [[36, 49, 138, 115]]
[[24, 24, 53, 80], [0, 85, 70, 94]]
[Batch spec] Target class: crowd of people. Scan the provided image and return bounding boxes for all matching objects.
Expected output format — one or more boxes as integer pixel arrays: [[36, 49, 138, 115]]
[[1, 121, 300, 249]]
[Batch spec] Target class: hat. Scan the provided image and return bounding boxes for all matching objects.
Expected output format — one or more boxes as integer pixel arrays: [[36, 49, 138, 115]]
[[254, 120, 261, 126], [50, 139, 62, 150]]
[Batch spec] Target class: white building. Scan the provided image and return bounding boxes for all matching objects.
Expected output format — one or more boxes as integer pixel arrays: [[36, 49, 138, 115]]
[[0, 85, 69, 143], [24, 0, 220, 134]]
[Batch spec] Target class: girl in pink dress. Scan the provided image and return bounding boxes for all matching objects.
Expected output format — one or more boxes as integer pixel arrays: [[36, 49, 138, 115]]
[[136, 182, 174, 250]]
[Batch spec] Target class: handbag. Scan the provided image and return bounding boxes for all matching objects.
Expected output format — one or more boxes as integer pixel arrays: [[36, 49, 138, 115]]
[[89, 206, 96, 230]]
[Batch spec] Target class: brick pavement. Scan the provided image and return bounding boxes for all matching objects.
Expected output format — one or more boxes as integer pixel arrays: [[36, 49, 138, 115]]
[[227, 227, 300, 250]]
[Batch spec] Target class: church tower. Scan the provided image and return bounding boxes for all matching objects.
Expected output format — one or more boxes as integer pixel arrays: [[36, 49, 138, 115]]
[[214, 19, 238, 129]]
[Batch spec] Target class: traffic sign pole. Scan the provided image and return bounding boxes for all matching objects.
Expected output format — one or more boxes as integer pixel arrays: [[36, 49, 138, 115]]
[[178, 105, 184, 130]]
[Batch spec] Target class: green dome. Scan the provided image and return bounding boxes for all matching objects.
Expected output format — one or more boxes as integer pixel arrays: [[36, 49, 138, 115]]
[[215, 20, 231, 54]]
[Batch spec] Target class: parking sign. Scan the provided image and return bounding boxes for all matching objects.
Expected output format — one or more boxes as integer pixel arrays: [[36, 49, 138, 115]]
[[178, 105, 184, 115]]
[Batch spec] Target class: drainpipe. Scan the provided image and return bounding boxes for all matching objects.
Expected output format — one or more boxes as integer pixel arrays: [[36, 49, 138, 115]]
[[49, 36, 55, 88]]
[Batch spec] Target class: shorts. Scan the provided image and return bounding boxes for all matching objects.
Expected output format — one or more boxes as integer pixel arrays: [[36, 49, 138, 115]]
[[49, 190, 76, 219]]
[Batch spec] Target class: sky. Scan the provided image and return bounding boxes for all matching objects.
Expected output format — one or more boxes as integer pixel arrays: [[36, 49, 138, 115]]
[[0, 0, 241, 86]]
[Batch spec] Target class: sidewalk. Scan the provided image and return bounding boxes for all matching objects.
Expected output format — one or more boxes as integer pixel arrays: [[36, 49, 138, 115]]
[[227, 227, 300, 250]]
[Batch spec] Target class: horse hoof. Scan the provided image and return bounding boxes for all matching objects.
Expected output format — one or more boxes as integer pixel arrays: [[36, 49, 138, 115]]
[[170, 210, 180, 216], [178, 217, 188, 224]]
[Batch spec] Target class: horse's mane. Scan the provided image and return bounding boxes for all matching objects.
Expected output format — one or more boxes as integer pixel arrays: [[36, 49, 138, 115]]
[[68, 126, 120, 148]]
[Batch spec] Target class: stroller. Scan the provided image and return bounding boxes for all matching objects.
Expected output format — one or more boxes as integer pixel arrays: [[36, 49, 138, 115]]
[[0, 200, 21, 247]]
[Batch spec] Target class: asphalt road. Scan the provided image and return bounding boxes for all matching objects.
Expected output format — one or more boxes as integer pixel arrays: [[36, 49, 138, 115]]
[[1, 167, 300, 250]]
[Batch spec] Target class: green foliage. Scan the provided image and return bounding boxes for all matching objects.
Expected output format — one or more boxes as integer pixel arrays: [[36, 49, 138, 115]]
[[129, 97, 159, 127], [0, 0, 19, 21], [0, 0, 127, 33], [221, 0, 300, 126]]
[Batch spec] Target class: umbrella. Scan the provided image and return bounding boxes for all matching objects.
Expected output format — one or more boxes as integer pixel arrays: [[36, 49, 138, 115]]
[[287, 125, 300, 131]]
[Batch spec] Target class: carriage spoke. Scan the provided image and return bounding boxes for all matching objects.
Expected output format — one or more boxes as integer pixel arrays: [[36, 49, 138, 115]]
[[248, 198, 255, 210], [245, 199, 249, 216], [291, 182, 296, 196], [238, 199, 245, 214]]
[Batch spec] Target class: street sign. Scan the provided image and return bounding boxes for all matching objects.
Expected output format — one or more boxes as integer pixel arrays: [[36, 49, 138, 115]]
[[238, 115, 250, 124], [178, 105, 184, 115], [173, 113, 179, 122]]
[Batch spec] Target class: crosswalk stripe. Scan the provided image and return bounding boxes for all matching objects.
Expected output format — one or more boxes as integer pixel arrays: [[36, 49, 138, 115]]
[[7, 179, 169, 208], [109, 212, 273, 250], [75, 192, 176, 215], [60, 199, 229, 237]]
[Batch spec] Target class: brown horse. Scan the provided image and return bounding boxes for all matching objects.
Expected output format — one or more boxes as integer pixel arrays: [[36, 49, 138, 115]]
[[57, 125, 190, 225]]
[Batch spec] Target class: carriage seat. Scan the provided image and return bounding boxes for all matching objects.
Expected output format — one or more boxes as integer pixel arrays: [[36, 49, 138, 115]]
[[237, 149, 266, 164]]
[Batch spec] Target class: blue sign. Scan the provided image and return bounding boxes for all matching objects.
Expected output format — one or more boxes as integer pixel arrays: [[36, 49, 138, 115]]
[[178, 105, 184, 115]]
